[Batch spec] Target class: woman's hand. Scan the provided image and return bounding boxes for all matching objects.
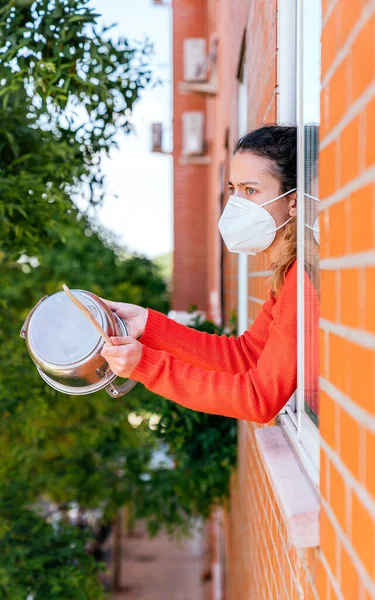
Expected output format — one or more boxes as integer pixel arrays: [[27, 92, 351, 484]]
[[101, 336, 143, 378], [100, 298, 148, 339]]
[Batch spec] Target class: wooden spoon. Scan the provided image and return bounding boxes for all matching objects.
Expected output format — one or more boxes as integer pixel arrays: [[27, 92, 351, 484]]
[[62, 284, 112, 345]]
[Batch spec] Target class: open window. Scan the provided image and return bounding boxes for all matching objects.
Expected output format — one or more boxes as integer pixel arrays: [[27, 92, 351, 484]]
[[151, 123, 172, 155], [277, 0, 322, 488]]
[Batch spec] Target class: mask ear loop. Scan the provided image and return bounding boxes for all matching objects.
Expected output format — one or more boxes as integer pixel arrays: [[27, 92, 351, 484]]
[[304, 193, 319, 202], [265, 216, 294, 235], [263, 188, 297, 235], [265, 192, 320, 233], [260, 188, 297, 207], [275, 216, 293, 231]]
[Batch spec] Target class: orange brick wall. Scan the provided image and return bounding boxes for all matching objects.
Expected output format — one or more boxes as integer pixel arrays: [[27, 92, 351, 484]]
[[318, 0, 375, 598], [225, 427, 321, 600], [224, 1, 375, 599], [219, 1, 323, 598]]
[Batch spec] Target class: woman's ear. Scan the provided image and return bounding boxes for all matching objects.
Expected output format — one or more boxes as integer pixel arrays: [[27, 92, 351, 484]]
[[288, 192, 297, 217]]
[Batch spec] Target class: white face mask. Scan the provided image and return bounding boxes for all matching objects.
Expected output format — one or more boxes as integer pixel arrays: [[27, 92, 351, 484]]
[[218, 189, 321, 255], [218, 188, 296, 255]]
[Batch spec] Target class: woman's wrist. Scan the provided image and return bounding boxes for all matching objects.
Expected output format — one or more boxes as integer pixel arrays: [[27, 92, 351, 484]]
[[137, 307, 149, 339]]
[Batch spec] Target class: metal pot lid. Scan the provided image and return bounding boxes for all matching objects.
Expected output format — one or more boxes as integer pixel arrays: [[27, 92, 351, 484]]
[[28, 290, 106, 366]]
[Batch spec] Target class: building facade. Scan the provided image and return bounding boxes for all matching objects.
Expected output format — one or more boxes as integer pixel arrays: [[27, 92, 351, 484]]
[[171, 0, 375, 598]]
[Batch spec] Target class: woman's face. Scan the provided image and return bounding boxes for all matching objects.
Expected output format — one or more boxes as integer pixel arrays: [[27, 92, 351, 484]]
[[228, 151, 296, 227]]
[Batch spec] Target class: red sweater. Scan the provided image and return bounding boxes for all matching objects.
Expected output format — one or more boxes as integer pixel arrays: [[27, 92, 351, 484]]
[[130, 261, 319, 423]]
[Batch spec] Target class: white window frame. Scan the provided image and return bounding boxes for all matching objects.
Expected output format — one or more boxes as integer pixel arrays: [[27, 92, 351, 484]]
[[237, 36, 248, 336], [277, 0, 321, 488]]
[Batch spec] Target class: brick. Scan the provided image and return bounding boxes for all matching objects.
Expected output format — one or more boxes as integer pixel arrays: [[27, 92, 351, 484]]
[[328, 201, 347, 257], [352, 492, 375, 576], [365, 267, 375, 334], [340, 116, 360, 187], [306, 581, 317, 600], [347, 342, 375, 413], [351, 15, 375, 102], [321, 450, 329, 500], [321, 86, 329, 138], [320, 389, 338, 449], [316, 560, 329, 600], [321, 508, 339, 577], [322, 4, 339, 79], [365, 97, 375, 168], [321, 269, 338, 321], [340, 269, 359, 328], [322, 0, 330, 19], [320, 329, 327, 379], [350, 185, 375, 253], [329, 333, 350, 396], [330, 583, 341, 600], [320, 141, 338, 198], [339, 408, 360, 479], [330, 461, 348, 533], [338, 0, 362, 50], [307, 546, 318, 573], [365, 430, 375, 499], [328, 57, 350, 129], [341, 545, 361, 600], [320, 208, 330, 259]]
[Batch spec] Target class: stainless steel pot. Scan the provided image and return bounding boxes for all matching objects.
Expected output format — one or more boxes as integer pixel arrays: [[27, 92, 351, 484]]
[[20, 290, 137, 398]]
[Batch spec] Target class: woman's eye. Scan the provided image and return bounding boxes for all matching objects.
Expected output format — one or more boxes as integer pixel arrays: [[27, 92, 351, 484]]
[[246, 187, 256, 195], [228, 187, 235, 195]]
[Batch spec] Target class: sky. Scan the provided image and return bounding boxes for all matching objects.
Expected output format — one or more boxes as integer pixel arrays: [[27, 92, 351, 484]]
[[88, 0, 173, 259]]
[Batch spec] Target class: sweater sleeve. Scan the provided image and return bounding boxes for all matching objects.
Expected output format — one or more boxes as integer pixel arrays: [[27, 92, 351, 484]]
[[130, 318, 297, 423], [138, 294, 275, 374]]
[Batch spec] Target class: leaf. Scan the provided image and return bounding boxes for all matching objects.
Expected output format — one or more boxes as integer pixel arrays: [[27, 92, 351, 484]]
[[14, 0, 34, 6]]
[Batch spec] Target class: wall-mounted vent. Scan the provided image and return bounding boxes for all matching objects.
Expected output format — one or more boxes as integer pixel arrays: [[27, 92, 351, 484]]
[[183, 38, 208, 82], [180, 34, 218, 96], [182, 111, 204, 156]]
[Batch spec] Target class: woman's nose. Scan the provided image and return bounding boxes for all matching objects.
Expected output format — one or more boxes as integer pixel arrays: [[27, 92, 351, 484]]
[[233, 189, 247, 200]]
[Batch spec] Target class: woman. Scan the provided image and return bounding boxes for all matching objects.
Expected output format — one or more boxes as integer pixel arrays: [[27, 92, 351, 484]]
[[101, 125, 319, 423]]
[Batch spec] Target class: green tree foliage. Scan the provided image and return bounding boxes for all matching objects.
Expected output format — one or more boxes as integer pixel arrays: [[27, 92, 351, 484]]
[[0, 2, 238, 596], [0, 508, 104, 600], [0, 213, 169, 597], [0, 0, 154, 258], [0, 103, 84, 257], [0, 215, 168, 506], [0, 1, 158, 596]]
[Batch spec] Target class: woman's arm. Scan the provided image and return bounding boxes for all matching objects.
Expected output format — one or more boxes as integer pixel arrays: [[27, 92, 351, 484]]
[[139, 293, 275, 374], [130, 318, 297, 423]]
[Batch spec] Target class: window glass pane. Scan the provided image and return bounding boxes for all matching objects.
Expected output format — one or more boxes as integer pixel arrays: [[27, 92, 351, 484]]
[[303, 0, 321, 426]]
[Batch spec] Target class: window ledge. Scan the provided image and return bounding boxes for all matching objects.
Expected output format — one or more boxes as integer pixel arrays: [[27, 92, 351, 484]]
[[178, 155, 212, 165], [254, 426, 320, 548]]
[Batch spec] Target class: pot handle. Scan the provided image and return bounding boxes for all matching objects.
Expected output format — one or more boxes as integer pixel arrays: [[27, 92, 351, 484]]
[[105, 378, 138, 398], [20, 296, 48, 339]]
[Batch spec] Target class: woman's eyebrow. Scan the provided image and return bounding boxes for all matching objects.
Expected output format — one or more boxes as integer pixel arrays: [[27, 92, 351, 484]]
[[227, 180, 260, 186]]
